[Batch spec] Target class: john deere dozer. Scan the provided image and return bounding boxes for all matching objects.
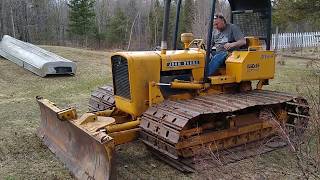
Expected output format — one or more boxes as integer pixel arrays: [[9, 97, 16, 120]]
[[36, 0, 309, 179]]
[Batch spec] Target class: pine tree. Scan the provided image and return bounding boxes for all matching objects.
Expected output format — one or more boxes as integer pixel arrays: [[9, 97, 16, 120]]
[[68, 0, 96, 46], [181, 0, 194, 34], [93, 25, 106, 48], [273, 0, 320, 32], [148, 0, 187, 49], [167, 0, 194, 49], [168, 1, 177, 49], [107, 7, 129, 48]]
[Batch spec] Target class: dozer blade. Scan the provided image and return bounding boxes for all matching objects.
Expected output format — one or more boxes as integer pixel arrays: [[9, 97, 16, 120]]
[[36, 97, 115, 180]]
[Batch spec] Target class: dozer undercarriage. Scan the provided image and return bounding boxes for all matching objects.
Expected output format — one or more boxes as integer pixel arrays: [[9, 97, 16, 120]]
[[139, 90, 309, 171], [87, 86, 309, 172]]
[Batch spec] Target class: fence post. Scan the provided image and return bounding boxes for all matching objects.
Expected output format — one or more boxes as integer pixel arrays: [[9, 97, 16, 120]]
[[299, 33, 303, 56], [274, 26, 279, 52], [272, 31, 320, 50]]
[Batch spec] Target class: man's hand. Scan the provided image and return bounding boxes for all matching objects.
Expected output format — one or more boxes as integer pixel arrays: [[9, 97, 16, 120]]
[[224, 42, 235, 50], [224, 38, 246, 50]]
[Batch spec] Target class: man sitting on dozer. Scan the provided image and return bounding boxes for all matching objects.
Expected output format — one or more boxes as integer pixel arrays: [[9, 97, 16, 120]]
[[208, 14, 246, 76]]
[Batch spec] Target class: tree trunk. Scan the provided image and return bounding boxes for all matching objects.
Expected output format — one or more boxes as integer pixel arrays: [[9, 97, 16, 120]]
[[127, 12, 140, 50], [10, 6, 16, 38]]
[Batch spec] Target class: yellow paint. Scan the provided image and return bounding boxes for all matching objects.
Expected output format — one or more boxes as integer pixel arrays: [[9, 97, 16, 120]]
[[109, 128, 140, 145], [94, 108, 116, 117], [148, 82, 164, 107], [191, 66, 205, 82], [112, 49, 205, 117], [225, 51, 275, 82], [171, 81, 205, 89], [111, 45, 275, 117], [57, 108, 77, 121], [210, 75, 236, 84], [112, 51, 161, 117], [246, 36, 263, 50], [41, 98, 77, 121], [168, 93, 193, 101], [77, 113, 98, 125], [160, 49, 205, 81], [181, 33, 194, 49], [105, 120, 140, 133]]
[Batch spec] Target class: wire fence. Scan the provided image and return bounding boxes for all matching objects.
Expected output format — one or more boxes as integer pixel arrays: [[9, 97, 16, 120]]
[[271, 32, 320, 50]]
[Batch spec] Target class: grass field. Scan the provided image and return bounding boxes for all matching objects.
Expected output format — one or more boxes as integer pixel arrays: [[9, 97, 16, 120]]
[[0, 46, 319, 179]]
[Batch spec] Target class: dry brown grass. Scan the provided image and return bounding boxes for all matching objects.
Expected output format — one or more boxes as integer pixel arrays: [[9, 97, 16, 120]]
[[0, 46, 319, 179]]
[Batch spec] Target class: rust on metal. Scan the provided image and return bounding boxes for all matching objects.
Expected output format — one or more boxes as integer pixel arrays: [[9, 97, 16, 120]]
[[37, 98, 116, 180], [89, 85, 115, 111], [140, 90, 310, 172]]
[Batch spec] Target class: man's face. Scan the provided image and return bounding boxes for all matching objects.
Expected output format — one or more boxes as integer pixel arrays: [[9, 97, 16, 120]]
[[214, 18, 225, 31]]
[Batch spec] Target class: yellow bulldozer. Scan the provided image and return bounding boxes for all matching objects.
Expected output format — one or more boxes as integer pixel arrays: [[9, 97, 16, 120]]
[[36, 0, 309, 179]]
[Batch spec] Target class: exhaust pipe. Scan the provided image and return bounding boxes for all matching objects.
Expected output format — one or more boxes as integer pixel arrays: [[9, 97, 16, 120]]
[[161, 0, 171, 54], [173, 0, 182, 50]]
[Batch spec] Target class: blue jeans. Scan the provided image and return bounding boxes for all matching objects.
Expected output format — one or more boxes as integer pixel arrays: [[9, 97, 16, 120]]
[[208, 51, 228, 76]]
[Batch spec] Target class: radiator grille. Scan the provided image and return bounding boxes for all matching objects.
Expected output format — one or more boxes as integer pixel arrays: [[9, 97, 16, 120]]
[[111, 55, 131, 99]]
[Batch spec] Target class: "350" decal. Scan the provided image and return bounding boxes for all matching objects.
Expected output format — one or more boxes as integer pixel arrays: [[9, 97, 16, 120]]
[[247, 63, 260, 71]]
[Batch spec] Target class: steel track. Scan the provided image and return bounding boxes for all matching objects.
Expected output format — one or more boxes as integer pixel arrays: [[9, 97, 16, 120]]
[[140, 90, 309, 172], [89, 86, 309, 172]]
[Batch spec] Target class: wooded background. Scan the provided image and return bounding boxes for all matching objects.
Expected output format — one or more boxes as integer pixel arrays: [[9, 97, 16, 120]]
[[0, 0, 319, 50]]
